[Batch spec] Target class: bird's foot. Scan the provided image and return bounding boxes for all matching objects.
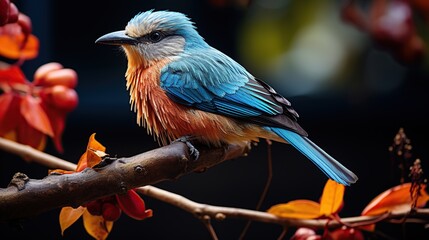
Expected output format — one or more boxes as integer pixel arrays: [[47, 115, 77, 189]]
[[93, 156, 117, 168], [172, 136, 200, 160]]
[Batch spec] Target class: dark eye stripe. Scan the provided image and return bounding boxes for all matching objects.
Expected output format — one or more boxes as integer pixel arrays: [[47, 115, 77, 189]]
[[137, 30, 176, 43]]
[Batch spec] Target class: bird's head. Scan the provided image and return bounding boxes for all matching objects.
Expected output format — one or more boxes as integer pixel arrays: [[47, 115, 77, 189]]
[[96, 10, 207, 68]]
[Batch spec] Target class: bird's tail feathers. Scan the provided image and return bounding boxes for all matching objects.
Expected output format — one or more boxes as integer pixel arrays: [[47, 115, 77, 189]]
[[266, 127, 358, 186]]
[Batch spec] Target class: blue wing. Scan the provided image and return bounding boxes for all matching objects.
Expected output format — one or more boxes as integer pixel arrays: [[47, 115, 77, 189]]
[[160, 47, 357, 185], [160, 47, 307, 136]]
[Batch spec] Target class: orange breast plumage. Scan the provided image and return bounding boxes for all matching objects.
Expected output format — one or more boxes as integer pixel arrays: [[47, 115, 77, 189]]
[[124, 60, 279, 146]]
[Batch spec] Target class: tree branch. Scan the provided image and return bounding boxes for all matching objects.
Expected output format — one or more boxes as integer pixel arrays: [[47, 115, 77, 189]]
[[1, 137, 429, 232], [136, 185, 429, 229], [0, 137, 247, 221]]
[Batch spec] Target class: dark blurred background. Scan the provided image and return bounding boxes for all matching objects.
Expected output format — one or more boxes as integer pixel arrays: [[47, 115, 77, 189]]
[[1, 0, 429, 239]]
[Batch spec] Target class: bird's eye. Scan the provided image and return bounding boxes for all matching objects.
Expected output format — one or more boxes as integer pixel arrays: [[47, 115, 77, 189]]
[[148, 31, 163, 43]]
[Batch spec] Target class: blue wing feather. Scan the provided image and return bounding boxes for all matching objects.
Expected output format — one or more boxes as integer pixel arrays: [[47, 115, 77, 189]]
[[161, 48, 283, 119], [266, 127, 358, 185], [160, 46, 357, 186]]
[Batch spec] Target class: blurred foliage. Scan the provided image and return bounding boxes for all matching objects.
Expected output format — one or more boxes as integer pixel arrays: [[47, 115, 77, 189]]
[[236, 0, 429, 97]]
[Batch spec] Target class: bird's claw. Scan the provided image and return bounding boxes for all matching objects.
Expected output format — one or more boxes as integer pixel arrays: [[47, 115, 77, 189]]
[[172, 136, 200, 160], [93, 156, 117, 168]]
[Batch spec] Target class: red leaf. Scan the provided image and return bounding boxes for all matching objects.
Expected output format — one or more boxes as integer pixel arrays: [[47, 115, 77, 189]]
[[41, 103, 66, 153], [16, 114, 46, 151], [20, 95, 54, 137], [116, 190, 153, 220], [0, 65, 28, 85], [0, 92, 17, 135]]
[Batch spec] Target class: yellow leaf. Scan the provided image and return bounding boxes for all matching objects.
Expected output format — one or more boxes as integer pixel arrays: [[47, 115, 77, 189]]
[[267, 200, 322, 219], [362, 183, 429, 216], [320, 179, 345, 216], [59, 206, 85, 235], [83, 210, 114, 240]]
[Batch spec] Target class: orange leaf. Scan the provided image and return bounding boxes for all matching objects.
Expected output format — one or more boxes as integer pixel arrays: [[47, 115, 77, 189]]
[[86, 133, 106, 168], [83, 209, 113, 240], [267, 200, 322, 219], [74, 133, 106, 171], [20, 95, 54, 137], [0, 33, 39, 60], [76, 152, 89, 172], [87, 133, 106, 152], [59, 206, 85, 235], [362, 183, 429, 216], [319, 179, 345, 216], [116, 190, 153, 220]]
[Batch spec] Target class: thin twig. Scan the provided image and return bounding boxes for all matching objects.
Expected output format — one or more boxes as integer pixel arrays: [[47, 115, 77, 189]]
[[137, 185, 429, 229], [201, 215, 219, 240], [0, 137, 76, 170], [277, 227, 288, 240]]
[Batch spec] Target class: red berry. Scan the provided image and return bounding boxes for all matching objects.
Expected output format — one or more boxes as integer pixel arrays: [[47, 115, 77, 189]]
[[43, 85, 78, 112], [329, 226, 364, 240], [86, 200, 103, 216], [102, 202, 122, 221]]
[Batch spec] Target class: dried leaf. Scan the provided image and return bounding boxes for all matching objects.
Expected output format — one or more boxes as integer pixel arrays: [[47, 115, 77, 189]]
[[86, 133, 106, 168], [116, 190, 153, 220], [75, 133, 106, 171], [362, 183, 429, 216], [59, 206, 85, 235], [320, 179, 345, 216], [267, 200, 322, 219], [83, 210, 113, 240], [87, 133, 106, 152]]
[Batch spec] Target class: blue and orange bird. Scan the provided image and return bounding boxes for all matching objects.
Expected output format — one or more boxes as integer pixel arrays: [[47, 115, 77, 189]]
[[96, 10, 358, 186]]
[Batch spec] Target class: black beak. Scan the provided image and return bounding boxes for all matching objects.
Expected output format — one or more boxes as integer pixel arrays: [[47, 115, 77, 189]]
[[95, 30, 138, 45]]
